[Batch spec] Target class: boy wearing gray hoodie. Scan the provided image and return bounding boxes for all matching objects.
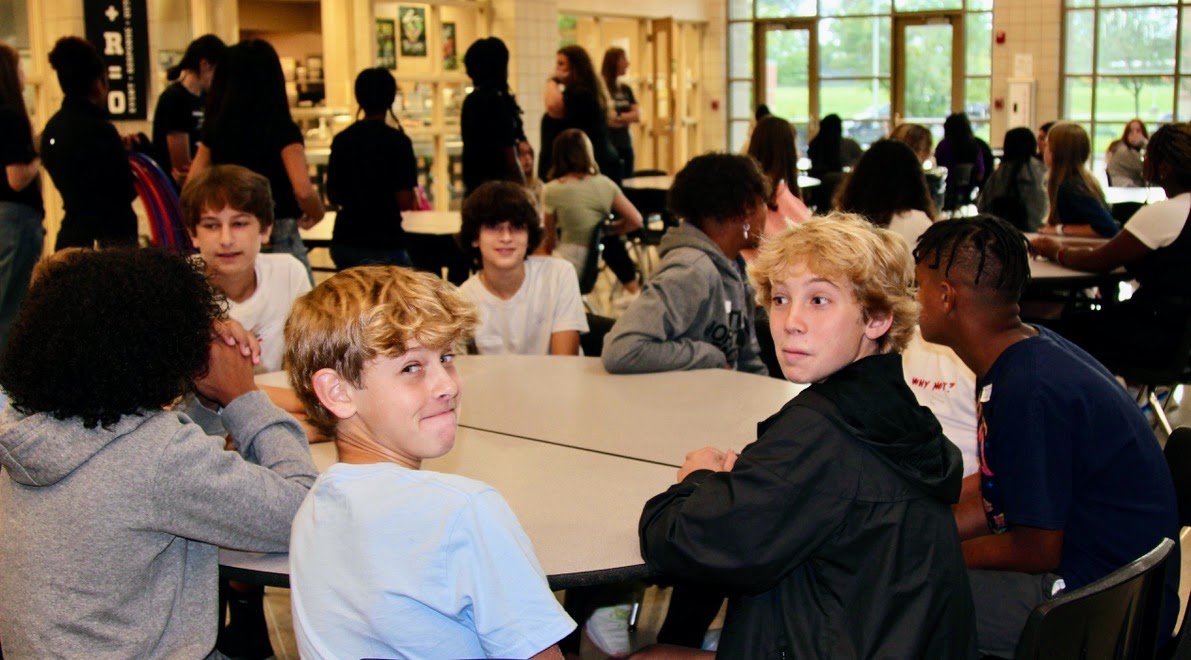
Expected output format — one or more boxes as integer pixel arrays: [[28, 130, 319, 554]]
[[0, 248, 317, 659], [602, 153, 769, 375]]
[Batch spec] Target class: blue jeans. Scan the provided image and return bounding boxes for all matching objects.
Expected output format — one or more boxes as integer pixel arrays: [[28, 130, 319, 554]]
[[0, 202, 45, 350], [330, 243, 412, 270], [262, 217, 313, 284]]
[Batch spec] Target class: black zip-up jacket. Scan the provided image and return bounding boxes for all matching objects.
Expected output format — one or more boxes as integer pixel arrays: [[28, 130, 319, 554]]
[[640, 353, 977, 659]]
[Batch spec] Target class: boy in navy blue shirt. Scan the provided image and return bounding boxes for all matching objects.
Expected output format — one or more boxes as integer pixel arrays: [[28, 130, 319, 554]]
[[914, 215, 1180, 656]]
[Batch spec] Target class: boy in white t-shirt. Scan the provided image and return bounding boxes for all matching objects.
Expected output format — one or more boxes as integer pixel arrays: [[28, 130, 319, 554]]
[[284, 266, 576, 659], [181, 164, 311, 373], [457, 181, 588, 355], [179, 164, 313, 659]]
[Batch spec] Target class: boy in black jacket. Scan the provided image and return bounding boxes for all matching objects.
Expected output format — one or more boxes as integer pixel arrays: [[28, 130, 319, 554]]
[[638, 214, 976, 659]]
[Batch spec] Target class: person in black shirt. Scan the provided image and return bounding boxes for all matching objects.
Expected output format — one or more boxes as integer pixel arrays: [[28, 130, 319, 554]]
[[189, 39, 324, 285], [0, 42, 45, 349], [601, 47, 639, 178], [40, 37, 137, 251], [541, 45, 621, 185], [151, 35, 224, 187], [460, 37, 524, 198], [326, 68, 418, 269]]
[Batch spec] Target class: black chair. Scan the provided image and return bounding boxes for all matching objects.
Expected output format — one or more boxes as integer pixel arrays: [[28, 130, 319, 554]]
[[1163, 427, 1191, 659], [1114, 307, 1191, 436], [580, 313, 616, 357], [1015, 537, 1175, 660], [577, 222, 606, 310]]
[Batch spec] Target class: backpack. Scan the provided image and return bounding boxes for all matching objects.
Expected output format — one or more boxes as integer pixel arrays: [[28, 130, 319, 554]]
[[985, 162, 1031, 231]]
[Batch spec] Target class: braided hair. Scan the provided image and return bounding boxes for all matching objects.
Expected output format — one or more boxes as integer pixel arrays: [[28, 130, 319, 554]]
[[1143, 122, 1191, 190], [913, 214, 1031, 303]]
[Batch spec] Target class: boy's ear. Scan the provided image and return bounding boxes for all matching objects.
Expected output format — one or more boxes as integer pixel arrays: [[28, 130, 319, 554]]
[[863, 312, 894, 341], [311, 368, 356, 421]]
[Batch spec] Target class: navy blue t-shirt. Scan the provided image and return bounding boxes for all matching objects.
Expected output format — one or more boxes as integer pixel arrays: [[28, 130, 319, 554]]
[[977, 326, 1180, 637]]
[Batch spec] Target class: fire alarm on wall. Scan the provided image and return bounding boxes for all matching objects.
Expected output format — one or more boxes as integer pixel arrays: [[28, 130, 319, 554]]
[[996, 30, 1006, 44]]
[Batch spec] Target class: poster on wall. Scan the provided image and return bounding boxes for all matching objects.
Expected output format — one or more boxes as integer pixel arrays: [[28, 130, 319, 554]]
[[377, 18, 397, 69], [443, 23, 457, 70], [84, 0, 150, 120], [399, 6, 427, 57]]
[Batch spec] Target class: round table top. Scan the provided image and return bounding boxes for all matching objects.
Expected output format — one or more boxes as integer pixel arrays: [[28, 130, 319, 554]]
[[622, 174, 821, 190]]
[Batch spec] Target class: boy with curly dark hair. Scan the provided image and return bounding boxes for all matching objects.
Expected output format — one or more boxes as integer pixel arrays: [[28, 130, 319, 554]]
[[602, 152, 768, 374], [0, 248, 318, 658]]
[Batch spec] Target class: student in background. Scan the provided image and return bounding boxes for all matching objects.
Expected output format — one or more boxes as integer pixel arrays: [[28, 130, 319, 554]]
[[636, 215, 975, 659], [190, 39, 324, 283], [518, 139, 545, 207], [151, 34, 225, 187], [806, 114, 862, 211], [1039, 121, 1119, 238], [40, 37, 137, 251], [915, 216, 1178, 656], [1030, 122, 1191, 377], [745, 115, 811, 256], [890, 122, 945, 209], [541, 45, 621, 183], [458, 181, 587, 355], [1105, 118, 1149, 187], [286, 266, 575, 659], [1037, 120, 1056, 162], [602, 47, 639, 178], [603, 153, 767, 376], [935, 112, 985, 211], [326, 67, 418, 269], [461, 37, 524, 197], [542, 129, 642, 299], [0, 42, 44, 349], [0, 248, 317, 658], [834, 139, 937, 248], [977, 127, 1049, 231]]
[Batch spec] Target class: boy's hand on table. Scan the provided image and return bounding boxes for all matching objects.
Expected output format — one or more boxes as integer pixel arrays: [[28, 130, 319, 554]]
[[677, 447, 738, 482], [212, 319, 261, 366], [195, 339, 259, 407]]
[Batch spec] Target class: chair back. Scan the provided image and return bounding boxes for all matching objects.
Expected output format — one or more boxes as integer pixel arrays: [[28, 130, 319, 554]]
[[1015, 537, 1175, 660], [577, 221, 605, 296], [580, 313, 616, 357], [1165, 427, 1191, 529]]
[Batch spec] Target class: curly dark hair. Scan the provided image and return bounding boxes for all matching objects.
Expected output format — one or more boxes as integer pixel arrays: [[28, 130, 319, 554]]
[[0, 248, 225, 429], [668, 153, 770, 230], [48, 36, 104, 99], [458, 181, 543, 265]]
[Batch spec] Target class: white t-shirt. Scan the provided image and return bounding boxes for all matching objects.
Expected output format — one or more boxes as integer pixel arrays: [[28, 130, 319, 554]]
[[1124, 192, 1190, 250], [902, 328, 979, 477], [458, 256, 589, 355], [226, 253, 311, 372], [888, 209, 934, 250], [290, 462, 576, 660]]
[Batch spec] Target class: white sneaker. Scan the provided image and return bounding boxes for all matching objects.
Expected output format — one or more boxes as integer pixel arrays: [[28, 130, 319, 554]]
[[584, 604, 633, 657]]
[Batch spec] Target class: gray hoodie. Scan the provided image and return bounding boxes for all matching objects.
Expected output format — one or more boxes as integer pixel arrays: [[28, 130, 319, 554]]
[[602, 223, 766, 375], [0, 390, 318, 659]]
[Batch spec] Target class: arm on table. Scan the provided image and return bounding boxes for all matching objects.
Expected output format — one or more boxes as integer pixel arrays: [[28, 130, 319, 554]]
[[548, 330, 581, 356], [1031, 230, 1150, 272], [963, 526, 1064, 573]]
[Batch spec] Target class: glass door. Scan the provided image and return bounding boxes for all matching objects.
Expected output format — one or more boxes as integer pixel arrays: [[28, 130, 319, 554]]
[[893, 13, 964, 138], [754, 20, 817, 153]]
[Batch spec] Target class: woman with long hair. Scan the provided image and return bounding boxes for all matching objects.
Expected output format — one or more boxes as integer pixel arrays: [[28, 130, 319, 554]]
[[1105, 118, 1149, 187], [1039, 121, 1118, 238], [745, 116, 811, 251], [540, 44, 620, 183], [40, 37, 137, 251], [0, 42, 44, 348], [890, 122, 945, 209], [326, 67, 419, 269], [976, 127, 1049, 231], [934, 112, 985, 210], [806, 113, 862, 178], [542, 129, 642, 296], [188, 39, 324, 283], [602, 46, 640, 178], [834, 139, 937, 247], [1031, 122, 1191, 374], [460, 37, 524, 196]]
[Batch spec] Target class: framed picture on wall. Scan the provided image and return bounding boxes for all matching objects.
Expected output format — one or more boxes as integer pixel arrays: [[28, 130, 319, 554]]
[[377, 18, 397, 69], [399, 6, 427, 57], [443, 22, 457, 70]]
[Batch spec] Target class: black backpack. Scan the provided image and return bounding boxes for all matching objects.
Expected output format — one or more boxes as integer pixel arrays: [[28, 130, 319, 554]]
[[986, 162, 1031, 231]]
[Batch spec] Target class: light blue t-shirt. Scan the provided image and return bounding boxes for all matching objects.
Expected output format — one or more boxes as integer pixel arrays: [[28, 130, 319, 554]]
[[290, 462, 575, 660]]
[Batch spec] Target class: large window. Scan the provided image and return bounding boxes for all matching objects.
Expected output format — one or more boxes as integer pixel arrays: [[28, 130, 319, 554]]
[[1062, 0, 1184, 156], [729, 0, 992, 150]]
